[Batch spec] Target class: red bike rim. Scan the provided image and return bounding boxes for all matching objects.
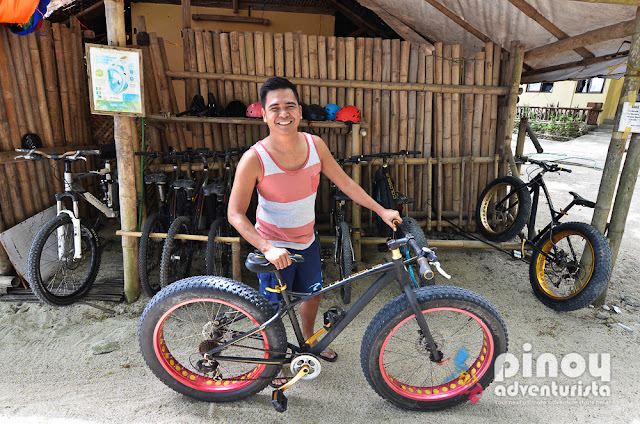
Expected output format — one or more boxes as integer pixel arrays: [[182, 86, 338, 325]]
[[153, 298, 269, 392], [379, 307, 494, 401]]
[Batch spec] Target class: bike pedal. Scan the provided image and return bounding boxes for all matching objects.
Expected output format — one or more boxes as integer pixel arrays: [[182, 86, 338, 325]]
[[271, 389, 288, 412], [324, 306, 346, 326]]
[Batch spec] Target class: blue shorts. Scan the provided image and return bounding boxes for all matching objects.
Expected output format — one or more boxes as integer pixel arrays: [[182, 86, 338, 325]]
[[258, 239, 323, 303]]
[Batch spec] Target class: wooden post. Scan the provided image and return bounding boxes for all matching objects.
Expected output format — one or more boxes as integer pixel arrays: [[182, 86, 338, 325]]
[[515, 117, 528, 174], [105, 0, 140, 302], [502, 41, 525, 177], [351, 124, 362, 261], [592, 7, 640, 304]]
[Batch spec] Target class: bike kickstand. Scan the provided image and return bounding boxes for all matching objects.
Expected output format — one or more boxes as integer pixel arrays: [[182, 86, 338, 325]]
[[271, 364, 310, 413]]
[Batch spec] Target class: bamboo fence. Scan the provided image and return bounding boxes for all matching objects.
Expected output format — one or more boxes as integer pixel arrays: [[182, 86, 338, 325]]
[[136, 28, 513, 232], [0, 24, 96, 231]]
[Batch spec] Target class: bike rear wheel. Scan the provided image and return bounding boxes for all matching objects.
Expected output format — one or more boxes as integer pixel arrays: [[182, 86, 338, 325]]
[[476, 176, 531, 242], [139, 213, 169, 297], [160, 216, 194, 287], [529, 221, 612, 311], [206, 218, 232, 277], [27, 215, 100, 306], [338, 221, 353, 304], [361, 285, 508, 410], [138, 276, 287, 402]]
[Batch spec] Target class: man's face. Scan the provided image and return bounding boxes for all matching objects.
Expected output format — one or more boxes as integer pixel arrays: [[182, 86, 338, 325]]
[[262, 88, 302, 136]]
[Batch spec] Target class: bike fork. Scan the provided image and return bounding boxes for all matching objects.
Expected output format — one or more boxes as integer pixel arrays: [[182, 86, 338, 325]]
[[56, 202, 82, 260], [402, 284, 443, 362]]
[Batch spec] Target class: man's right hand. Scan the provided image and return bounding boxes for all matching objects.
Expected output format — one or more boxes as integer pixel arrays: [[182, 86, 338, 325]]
[[263, 245, 292, 270]]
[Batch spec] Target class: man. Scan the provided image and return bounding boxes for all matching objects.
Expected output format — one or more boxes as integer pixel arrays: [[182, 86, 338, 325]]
[[228, 77, 401, 362]]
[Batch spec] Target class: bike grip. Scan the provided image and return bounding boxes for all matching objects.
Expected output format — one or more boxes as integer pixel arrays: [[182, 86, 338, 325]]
[[560, 167, 572, 173], [417, 257, 435, 281]]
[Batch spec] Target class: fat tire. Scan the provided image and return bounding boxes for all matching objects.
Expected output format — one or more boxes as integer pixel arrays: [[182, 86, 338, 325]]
[[339, 221, 353, 304], [160, 216, 193, 287], [139, 213, 169, 297], [138, 276, 287, 402], [529, 221, 612, 311], [476, 176, 531, 242], [361, 285, 508, 410], [27, 215, 100, 306], [398, 216, 433, 287], [205, 218, 232, 277]]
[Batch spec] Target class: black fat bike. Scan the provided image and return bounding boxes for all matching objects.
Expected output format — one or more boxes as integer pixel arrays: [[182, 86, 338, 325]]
[[475, 155, 612, 311], [138, 221, 508, 413]]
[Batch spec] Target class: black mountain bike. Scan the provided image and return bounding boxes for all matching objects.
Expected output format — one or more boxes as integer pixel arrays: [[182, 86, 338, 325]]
[[363, 151, 432, 288], [475, 155, 612, 311], [205, 148, 245, 278], [138, 221, 507, 412]]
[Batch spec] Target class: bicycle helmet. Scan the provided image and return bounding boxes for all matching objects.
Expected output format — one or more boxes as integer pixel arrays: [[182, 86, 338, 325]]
[[335, 105, 360, 123], [246, 102, 263, 118], [303, 104, 327, 121], [225, 100, 248, 117], [324, 103, 340, 120], [21, 133, 42, 149]]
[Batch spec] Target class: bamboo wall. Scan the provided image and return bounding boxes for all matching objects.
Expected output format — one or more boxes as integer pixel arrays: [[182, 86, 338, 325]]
[[148, 29, 512, 232], [0, 23, 94, 231]]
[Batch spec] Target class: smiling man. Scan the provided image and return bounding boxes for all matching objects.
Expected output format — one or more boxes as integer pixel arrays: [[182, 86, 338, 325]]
[[228, 77, 401, 364]]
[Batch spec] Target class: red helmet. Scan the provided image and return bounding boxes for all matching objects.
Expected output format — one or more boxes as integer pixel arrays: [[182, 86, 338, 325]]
[[246, 102, 263, 118], [335, 105, 360, 123]]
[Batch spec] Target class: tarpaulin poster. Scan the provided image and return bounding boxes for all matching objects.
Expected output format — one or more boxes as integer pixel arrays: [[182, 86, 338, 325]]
[[86, 44, 144, 116]]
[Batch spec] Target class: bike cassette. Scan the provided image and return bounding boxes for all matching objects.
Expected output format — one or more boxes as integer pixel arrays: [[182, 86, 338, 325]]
[[290, 355, 322, 380]]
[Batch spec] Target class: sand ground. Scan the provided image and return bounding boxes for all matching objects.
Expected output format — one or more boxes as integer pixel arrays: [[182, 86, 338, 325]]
[[1, 132, 639, 423]]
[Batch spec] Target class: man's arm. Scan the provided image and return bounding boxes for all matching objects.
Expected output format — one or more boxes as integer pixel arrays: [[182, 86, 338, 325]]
[[227, 149, 292, 269], [312, 135, 402, 229]]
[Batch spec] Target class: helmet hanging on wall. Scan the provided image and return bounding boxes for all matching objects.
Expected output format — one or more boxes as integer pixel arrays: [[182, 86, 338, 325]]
[[335, 105, 360, 123], [303, 104, 327, 121], [225, 100, 248, 117], [324, 103, 340, 121], [246, 102, 263, 118]]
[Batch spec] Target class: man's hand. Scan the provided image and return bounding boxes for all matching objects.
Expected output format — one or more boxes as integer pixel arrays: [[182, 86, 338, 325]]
[[380, 208, 402, 231], [263, 245, 292, 270]]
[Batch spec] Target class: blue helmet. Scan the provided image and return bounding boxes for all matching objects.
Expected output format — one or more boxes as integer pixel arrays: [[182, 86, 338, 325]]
[[324, 103, 340, 121]]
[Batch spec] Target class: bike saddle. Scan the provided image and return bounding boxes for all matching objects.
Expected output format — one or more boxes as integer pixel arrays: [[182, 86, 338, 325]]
[[144, 173, 168, 184], [173, 179, 197, 191], [245, 252, 305, 273], [203, 182, 225, 197], [569, 191, 596, 208]]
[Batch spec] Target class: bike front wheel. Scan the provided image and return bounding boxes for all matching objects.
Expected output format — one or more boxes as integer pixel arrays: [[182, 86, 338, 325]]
[[138, 276, 287, 402], [476, 176, 531, 242], [205, 218, 232, 277], [338, 221, 353, 304], [529, 221, 612, 311], [139, 213, 169, 297], [27, 215, 100, 306], [160, 216, 194, 287], [361, 285, 508, 411]]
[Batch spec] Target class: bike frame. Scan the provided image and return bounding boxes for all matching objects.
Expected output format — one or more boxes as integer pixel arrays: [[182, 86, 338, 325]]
[[206, 246, 441, 365]]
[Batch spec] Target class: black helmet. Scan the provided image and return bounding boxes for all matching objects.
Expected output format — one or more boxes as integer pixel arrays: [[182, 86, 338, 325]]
[[225, 100, 248, 117], [303, 104, 327, 121], [21, 133, 42, 149]]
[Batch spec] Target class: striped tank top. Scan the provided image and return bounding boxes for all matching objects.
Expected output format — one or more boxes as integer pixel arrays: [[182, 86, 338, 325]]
[[251, 132, 321, 250]]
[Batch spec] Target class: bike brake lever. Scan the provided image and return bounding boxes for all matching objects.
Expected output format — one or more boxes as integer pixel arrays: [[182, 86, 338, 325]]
[[433, 262, 451, 279]]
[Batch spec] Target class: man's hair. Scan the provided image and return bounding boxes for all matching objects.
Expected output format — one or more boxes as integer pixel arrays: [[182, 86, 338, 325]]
[[259, 77, 300, 108]]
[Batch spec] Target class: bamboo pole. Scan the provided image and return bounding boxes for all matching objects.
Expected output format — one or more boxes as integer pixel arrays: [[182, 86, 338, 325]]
[[220, 32, 238, 148], [105, 0, 139, 302], [38, 21, 64, 146], [423, 52, 434, 228], [479, 42, 494, 196], [245, 31, 260, 143], [293, 32, 302, 97], [309, 35, 320, 105], [451, 45, 461, 214], [211, 31, 231, 146], [160, 36, 188, 149], [318, 36, 328, 107], [502, 41, 525, 177], [70, 19, 89, 144], [463, 59, 475, 229], [381, 39, 391, 154], [437, 158, 443, 231], [472, 51, 485, 222], [515, 117, 528, 174], [187, 29, 202, 148], [274, 33, 285, 77], [195, 29, 213, 150], [390, 38, 401, 163], [442, 44, 452, 212], [406, 44, 418, 212], [415, 46, 426, 212], [363, 38, 373, 155], [254, 31, 268, 140], [62, 26, 81, 144], [337, 37, 346, 109], [372, 38, 382, 155], [264, 32, 275, 78], [326, 36, 337, 104], [203, 30, 224, 150], [19, 36, 44, 139], [490, 45, 501, 180], [345, 37, 356, 107], [434, 43, 443, 160], [300, 34, 310, 104], [238, 32, 251, 146], [230, 31, 246, 146]]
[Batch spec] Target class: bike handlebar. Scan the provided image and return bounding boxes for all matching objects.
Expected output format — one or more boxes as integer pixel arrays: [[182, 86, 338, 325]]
[[15, 148, 100, 161], [395, 220, 435, 281], [517, 155, 572, 173]]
